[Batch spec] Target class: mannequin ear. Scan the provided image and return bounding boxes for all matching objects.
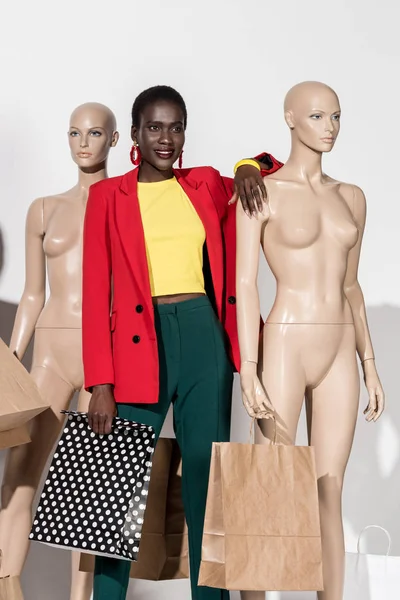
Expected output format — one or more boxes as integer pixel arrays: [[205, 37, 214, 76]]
[[111, 131, 119, 147], [285, 110, 295, 130]]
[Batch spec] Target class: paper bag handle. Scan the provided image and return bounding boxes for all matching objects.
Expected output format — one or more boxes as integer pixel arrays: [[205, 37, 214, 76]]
[[357, 525, 392, 556], [249, 413, 277, 445]]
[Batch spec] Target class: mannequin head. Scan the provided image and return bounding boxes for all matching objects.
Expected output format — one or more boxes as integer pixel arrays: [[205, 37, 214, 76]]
[[284, 82, 341, 153], [68, 102, 119, 170], [131, 86, 186, 172]]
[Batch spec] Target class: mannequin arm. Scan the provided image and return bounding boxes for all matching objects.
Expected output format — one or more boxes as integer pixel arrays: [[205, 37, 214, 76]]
[[236, 199, 272, 416], [344, 185, 384, 420], [236, 200, 265, 363], [10, 198, 45, 359], [343, 186, 375, 362]]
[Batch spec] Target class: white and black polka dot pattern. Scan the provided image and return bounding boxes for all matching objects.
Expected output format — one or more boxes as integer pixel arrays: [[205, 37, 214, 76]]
[[29, 411, 155, 561]]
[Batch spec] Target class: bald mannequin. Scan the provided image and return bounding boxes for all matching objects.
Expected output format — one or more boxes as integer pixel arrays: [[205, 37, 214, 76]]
[[0, 103, 118, 600], [237, 82, 384, 600], [284, 80, 339, 112]]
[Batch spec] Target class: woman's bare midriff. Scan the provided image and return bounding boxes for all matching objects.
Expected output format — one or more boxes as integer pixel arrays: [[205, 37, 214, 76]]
[[152, 292, 206, 305]]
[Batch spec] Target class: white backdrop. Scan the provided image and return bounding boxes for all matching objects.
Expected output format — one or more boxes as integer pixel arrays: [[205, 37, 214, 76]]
[[0, 1, 399, 599]]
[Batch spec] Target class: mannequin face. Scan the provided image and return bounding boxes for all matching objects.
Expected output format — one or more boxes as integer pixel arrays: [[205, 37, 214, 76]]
[[68, 103, 118, 169], [285, 83, 341, 153], [131, 100, 185, 172]]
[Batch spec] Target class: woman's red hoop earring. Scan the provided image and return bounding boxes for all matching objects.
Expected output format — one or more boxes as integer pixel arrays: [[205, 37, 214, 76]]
[[178, 150, 183, 169], [130, 143, 141, 166]]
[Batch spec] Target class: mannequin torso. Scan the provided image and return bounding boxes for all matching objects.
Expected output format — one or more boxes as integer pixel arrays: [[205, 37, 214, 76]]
[[263, 176, 358, 324], [38, 189, 86, 327]]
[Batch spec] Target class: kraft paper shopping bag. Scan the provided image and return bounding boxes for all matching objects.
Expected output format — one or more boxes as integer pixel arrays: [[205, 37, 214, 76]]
[[199, 419, 323, 591], [0, 339, 49, 450]]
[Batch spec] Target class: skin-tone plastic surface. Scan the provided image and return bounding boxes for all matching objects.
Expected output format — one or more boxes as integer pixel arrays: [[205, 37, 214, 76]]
[[0, 103, 118, 600], [236, 82, 385, 600]]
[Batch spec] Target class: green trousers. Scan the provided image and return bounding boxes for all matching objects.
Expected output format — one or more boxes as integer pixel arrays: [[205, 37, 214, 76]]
[[93, 297, 233, 600]]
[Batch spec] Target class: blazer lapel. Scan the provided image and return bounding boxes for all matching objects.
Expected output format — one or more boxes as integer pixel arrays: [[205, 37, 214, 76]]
[[175, 170, 224, 316], [116, 169, 152, 304]]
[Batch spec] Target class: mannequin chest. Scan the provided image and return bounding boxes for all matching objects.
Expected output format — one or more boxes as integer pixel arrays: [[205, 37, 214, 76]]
[[42, 196, 86, 258], [268, 186, 359, 251]]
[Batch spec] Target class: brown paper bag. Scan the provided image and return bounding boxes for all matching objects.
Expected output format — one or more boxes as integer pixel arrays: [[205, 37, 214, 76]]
[[198, 439, 323, 591], [0, 339, 49, 450], [146, 437, 188, 580], [80, 438, 189, 580], [0, 551, 24, 600]]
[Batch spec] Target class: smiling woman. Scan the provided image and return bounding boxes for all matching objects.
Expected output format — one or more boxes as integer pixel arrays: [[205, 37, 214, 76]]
[[81, 85, 282, 600], [131, 86, 187, 173]]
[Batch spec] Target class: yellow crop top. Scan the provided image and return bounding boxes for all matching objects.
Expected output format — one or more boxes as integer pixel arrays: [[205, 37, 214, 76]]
[[137, 177, 206, 297]]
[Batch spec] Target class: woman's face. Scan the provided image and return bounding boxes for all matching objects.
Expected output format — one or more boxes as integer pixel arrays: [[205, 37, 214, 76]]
[[68, 107, 116, 169], [132, 100, 185, 171], [287, 87, 341, 153]]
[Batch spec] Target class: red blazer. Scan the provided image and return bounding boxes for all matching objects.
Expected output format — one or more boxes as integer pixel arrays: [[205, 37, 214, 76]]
[[82, 156, 282, 405]]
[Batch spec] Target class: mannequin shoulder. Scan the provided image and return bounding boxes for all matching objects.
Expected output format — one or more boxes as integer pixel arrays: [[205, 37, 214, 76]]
[[262, 173, 283, 209], [338, 182, 366, 208], [236, 194, 269, 224], [26, 195, 71, 237], [263, 173, 281, 190], [338, 182, 367, 226], [338, 181, 366, 203], [26, 197, 46, 235]]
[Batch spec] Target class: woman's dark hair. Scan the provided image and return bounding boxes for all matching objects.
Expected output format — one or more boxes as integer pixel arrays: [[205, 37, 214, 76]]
[[131, 85, 187, 129]]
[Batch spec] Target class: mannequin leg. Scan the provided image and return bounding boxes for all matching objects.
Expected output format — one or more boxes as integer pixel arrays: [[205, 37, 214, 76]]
[[69, 387, 93, 600], [306, 330, 359, 600], [70, 552, 92, 600], [0, 366, 74, 577], [240, 326, 306, 600]]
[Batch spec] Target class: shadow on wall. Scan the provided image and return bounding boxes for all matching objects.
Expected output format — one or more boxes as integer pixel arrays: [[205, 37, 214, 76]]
[[0, 299, 33, 370], [343, 305, 400, 554], [0, 227, 33, 368], [0, 226, 3, 275]]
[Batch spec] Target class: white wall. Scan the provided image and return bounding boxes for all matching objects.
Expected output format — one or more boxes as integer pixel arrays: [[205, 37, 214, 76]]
[[0, 1, 399, 598]]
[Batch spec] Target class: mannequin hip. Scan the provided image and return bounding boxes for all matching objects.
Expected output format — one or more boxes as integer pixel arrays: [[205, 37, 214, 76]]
[[32, 327, 83, 391], [261, 323, 356, 390]]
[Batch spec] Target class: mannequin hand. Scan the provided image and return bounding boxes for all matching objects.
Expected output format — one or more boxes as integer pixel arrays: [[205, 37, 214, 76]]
[[88, 384, 117, 435], [229, 165, 267, 216], [240, 361, 274, 418], [362, 360, 385, 422]]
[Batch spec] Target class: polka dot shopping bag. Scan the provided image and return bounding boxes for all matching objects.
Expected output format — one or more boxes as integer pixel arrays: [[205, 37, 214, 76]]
[[29, 411, 156, 561]]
